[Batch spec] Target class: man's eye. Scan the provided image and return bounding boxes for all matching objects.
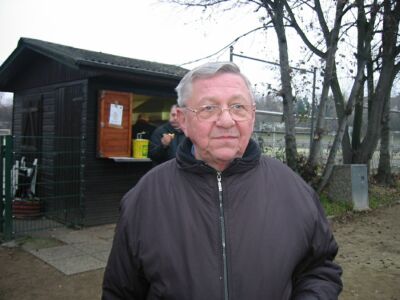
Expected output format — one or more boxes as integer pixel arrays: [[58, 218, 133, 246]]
[[201, 105, 217, 112], [231, 104, 245, 110]]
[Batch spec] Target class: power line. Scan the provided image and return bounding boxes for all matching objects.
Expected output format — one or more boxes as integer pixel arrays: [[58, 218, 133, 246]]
[[178, 26, 265, 66]]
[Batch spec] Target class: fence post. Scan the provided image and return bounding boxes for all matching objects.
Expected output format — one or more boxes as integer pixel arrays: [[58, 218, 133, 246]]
[[3, 135, 13, 241], [0, 136, 4, 234]]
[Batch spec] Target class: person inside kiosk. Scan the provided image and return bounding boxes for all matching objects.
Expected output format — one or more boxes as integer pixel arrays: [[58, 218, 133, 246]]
[[148, 104, 185, 165]]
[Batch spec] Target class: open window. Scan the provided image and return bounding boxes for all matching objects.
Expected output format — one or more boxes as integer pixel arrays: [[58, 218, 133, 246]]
[[97, 90, 176, 159]]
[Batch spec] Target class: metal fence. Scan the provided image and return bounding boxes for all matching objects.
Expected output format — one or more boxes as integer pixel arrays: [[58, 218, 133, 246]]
[[1, 135, 84, 240], [1, 131, 399, 241], [252, 130, 400, 173]]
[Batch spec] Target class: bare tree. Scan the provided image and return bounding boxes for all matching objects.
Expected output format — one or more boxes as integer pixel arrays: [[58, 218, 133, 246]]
[[376, 67, 400, 185], [166, 0, 400, 188], [353, 0, 400, 164], [376, 93, 394, 185], [286, 0, 399, 189], [290, 0, 351, 169], [261, 0, 298, 171], [315, 0, 378, 191]]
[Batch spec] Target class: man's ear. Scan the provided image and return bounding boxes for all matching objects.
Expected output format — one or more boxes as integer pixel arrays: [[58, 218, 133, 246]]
[[177, 108, 187, 135]]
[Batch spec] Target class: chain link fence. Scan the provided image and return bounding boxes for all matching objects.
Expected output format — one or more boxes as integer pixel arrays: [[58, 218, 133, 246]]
[[2, 130, 399, 240], [1, 135, 83, 240], [252, 129, 400, 173]]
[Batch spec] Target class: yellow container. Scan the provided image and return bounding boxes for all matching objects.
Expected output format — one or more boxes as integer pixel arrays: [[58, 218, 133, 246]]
[[133, 139, 149, 158]]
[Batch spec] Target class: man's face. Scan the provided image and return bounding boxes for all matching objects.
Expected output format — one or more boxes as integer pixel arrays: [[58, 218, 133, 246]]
[[169, 105, 179, 129], [178, 73, 255, 171]]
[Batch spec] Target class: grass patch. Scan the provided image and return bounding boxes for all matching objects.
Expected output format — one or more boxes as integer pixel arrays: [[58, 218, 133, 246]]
[[320, 193, 353, 217], [368, 180, 400, 209], [15, 235, 65, 250], [320, 177, 400, 217]]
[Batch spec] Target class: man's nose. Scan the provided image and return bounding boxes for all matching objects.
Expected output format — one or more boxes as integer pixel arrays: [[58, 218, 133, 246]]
[[216, 109, 235, 127]]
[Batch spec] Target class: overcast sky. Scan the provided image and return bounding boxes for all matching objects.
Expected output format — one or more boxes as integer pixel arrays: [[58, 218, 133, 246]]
[[0, 0, 276, 106], [0, 0, 268, 67], [0, 0, 333, 102], [0, 1, 398, 107]]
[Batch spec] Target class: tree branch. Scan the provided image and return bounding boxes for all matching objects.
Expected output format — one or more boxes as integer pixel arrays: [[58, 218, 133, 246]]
[[395, 45, 400, 57], [394, 61, 400, 76], [283, 1, 326, 58], [178, 25, 267, 66], [313, 0, 330, 40], [167, 0, 231, 6]]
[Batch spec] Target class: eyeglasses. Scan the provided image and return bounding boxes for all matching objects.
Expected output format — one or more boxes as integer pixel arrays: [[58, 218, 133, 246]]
[[184, 104, 255, 122]]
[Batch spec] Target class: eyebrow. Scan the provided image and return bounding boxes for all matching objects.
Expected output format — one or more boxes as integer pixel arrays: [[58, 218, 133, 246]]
[[198, 95, 249, 104]]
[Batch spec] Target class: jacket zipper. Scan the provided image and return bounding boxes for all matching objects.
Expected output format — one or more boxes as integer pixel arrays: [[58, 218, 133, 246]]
[[217, 172, 229, 300]]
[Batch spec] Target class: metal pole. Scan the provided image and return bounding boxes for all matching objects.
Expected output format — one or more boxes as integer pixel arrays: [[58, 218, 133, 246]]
[[0, 136, 4, 234], [309, 67, 317, 150], [273, 124, 276, 149], [79, 135, 86, 224], [231, 52, 313, 74], [229, 46, 234, 62], [4, 135, 13, 241]]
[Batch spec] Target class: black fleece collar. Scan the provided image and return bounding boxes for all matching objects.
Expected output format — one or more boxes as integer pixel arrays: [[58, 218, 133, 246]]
[[176, 137, 261, 175]]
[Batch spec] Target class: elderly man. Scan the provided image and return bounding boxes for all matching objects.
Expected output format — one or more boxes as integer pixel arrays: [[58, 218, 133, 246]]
[[102, 62, 342, 299]]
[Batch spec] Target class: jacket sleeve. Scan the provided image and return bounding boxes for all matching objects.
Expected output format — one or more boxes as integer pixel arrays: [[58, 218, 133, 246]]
[[292, 194, 343, 300], [148, 126, 169, 163], [102, 195, 149, 299]]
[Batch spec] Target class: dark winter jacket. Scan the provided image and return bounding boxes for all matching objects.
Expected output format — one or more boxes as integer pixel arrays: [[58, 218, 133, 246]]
[[132, 119, 156, 140], [148, 122, 185, 165], [102, 138, 343, 300]]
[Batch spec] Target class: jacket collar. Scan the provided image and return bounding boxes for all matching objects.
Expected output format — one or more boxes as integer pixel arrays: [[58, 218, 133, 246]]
[[176, 137, 261, 175]]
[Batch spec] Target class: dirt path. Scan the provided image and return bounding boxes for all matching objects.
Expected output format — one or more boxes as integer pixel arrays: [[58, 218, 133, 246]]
[[1, 203, 399, 300], [333, 203, 400, 300], [0, 247, 104, 300]]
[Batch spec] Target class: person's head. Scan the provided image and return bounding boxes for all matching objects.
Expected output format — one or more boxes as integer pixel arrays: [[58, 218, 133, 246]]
[[176, 61, 256, 171], [137, 113, 150, 122], [169, 104, 179, 129]]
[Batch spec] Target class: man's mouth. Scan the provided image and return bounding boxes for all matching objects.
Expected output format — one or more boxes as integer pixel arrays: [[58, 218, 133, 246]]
[[213, 136, 238, 139]]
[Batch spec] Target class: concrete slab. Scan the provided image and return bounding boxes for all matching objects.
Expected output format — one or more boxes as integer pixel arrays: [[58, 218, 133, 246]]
[[53, 231, 96, 244], [84, 223, 116, 238], [20, 224, 115, 275], [92, 249, 112, 263], [27, 244, 82, 261], [73, 240, 112, 255], [45, 254, 105, 275]]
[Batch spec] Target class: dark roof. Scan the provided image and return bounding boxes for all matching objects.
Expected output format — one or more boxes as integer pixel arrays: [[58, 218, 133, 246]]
[[0, 37, 188, 89]]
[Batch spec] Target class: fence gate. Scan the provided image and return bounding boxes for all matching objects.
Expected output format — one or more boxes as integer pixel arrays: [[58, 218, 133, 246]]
[[1, 135, 84, 241]]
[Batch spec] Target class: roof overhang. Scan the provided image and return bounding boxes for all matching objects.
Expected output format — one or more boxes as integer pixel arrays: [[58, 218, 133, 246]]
[[0, 37, 188, 91]]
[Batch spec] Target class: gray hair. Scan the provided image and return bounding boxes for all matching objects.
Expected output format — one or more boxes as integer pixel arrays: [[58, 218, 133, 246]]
[[175, 61, 254, 107]]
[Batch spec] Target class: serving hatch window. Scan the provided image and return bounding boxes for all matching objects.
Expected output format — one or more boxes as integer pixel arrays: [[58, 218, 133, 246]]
[[97, 89, 176, 158]]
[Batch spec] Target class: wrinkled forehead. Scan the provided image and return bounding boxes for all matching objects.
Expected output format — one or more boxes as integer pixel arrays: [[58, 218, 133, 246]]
[[190, 74, 253, 104]]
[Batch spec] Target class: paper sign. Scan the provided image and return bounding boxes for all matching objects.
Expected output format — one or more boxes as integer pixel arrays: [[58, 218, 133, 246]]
[[109, 103, 123, 126]]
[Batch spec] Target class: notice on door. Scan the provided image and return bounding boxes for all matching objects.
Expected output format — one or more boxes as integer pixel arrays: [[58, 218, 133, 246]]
[[109, 103, 123, 127]]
